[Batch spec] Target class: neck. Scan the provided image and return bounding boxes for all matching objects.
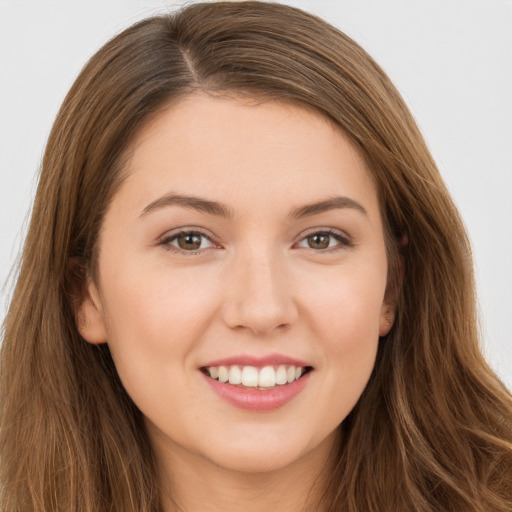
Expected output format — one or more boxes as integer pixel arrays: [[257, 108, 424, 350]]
[[153, 432, 338, 512]]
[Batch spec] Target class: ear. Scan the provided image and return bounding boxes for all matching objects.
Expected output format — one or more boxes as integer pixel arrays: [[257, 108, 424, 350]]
[[379, 301, 397, 336], [379, 246, 405, 337], [75, 274, 108, 345]]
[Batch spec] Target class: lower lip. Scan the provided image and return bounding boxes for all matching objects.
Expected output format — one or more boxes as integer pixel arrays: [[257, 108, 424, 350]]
[[202, 371, 311, 412]]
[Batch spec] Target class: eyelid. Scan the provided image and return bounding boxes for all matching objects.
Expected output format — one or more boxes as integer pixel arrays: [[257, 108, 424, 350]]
[[157, 226, 352, 255], [295, 227, 353, 251], [158, 227, 222, 255]]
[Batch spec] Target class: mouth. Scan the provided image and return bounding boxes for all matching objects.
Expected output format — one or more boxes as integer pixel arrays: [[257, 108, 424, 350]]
[[200, 364, 314, 390]]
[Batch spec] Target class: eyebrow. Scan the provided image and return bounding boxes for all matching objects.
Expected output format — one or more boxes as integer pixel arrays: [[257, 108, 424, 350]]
[[141, 194, 234, 218], [139, 193, 367, 219], [289, 196, 367, 219]]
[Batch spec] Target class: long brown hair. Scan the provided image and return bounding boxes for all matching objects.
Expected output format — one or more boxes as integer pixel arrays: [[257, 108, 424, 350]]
[[1, 2, 511, 511]]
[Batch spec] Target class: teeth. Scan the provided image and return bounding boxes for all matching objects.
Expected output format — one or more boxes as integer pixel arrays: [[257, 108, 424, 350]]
[[276, 365, 288, 385], [259, 366, 276, 387], [218, 366, 229, 383], [228, 366, 242, 385], [241, 366, 258, 387], [206, 364, 308, 388]]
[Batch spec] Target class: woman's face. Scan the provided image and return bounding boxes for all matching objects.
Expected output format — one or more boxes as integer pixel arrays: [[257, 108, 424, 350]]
[[79, 93, 395, 475]]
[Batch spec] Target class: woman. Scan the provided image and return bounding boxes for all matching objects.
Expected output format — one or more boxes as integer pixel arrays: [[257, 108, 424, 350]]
[[1, 2, 511, 511]]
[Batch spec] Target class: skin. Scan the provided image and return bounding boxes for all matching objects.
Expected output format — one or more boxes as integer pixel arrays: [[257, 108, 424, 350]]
[[78, 93, 396, 511]]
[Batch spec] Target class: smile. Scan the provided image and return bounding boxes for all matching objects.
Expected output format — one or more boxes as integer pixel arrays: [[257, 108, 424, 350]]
[[200, 358, 314, 411], [202, 364, 312, 389]]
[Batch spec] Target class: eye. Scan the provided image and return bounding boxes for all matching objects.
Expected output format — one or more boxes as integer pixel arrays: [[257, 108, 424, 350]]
[[160, 230, 217, 254], [296, 229, 352, 251]]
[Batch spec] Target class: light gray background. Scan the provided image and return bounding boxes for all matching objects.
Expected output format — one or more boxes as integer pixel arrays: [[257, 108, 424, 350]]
[[1, 0, 511, 389]]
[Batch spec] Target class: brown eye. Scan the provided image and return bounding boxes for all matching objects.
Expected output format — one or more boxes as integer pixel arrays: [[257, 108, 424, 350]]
[[307, 233, 330, 249], [162, 231, 215, 253], [297, 229, 351, 251], [177, 233, 203, 250]]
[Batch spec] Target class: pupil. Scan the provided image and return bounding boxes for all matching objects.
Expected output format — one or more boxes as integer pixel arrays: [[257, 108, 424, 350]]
[[178, 233, 201, 250], [309, 234, 329, 249]]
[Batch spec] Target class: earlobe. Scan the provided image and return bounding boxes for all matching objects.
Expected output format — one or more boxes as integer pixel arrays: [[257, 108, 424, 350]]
[[379, 302, 396, 337], [379, 246, 404, 337], [76, 279, 108, 345]]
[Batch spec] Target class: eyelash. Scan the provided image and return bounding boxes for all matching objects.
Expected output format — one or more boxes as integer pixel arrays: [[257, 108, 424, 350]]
[[297, 228, 353, 252], [159, 230, 221, 255], [159, 228, 353, 256]]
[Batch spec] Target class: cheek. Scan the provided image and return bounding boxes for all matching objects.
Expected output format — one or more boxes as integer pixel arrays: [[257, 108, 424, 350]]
[[104, 256, 217, 327], [301, 259, 386, 341], [298, 263, 385, 411], [98, 261, 221, 379], [320, 284, 381, 375]]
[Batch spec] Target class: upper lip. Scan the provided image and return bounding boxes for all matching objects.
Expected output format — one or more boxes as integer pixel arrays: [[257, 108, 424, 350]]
[[201, 353, 312, 368]]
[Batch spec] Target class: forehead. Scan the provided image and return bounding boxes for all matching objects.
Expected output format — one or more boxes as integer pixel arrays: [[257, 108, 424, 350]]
[[114, 93, 379, 221]]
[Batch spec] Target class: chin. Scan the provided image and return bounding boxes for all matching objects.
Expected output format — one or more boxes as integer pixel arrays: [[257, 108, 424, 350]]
[[200, 429, 336, 476], [207, 446, 306, 475]]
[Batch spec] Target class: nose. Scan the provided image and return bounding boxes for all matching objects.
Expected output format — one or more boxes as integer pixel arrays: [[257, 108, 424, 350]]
[[221, 248, 298, 336]]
